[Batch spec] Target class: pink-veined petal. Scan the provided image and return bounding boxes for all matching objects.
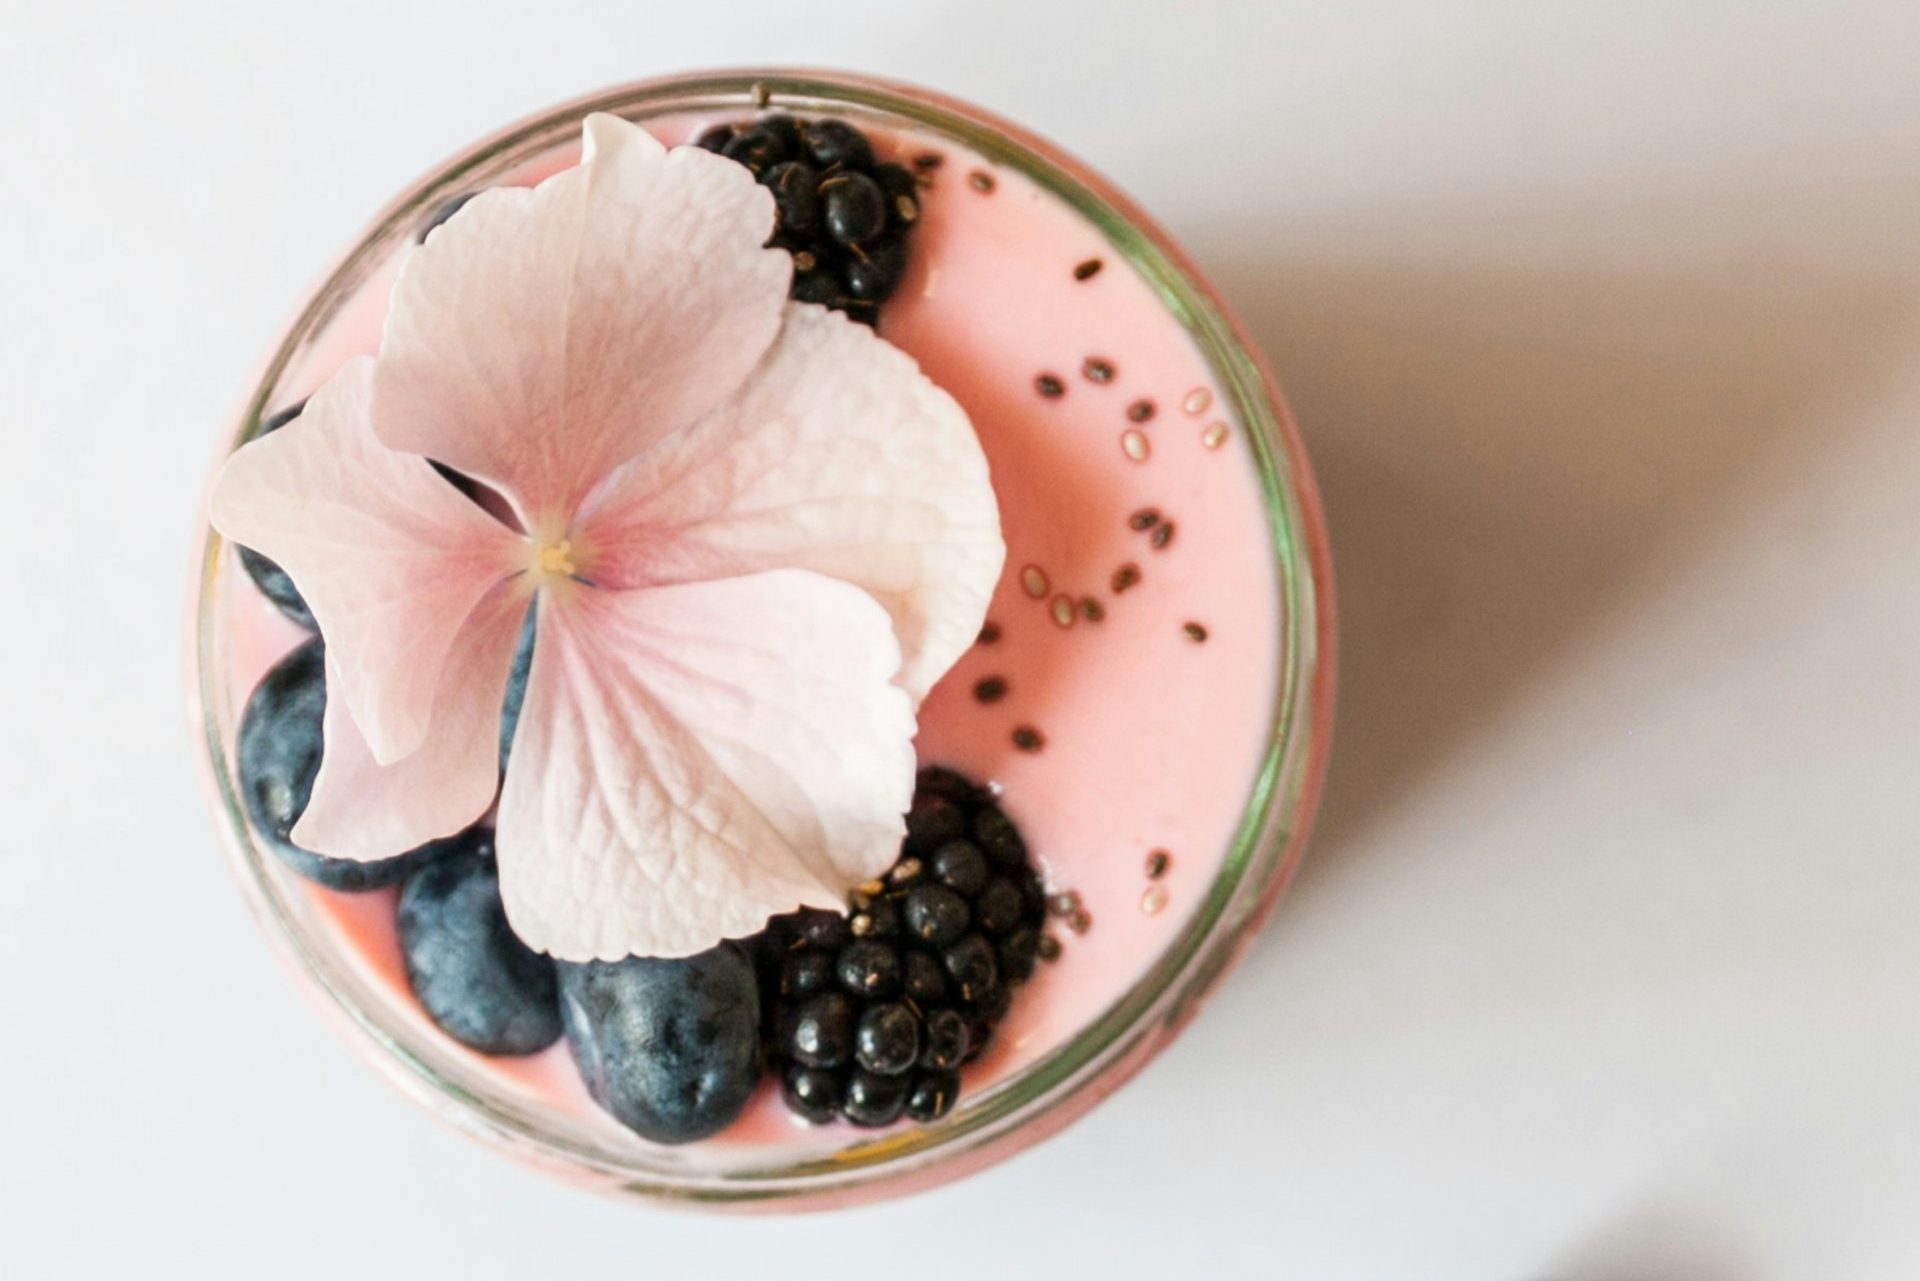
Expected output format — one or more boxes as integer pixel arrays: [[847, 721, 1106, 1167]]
[[293, 583, 530, 858], [209, 358, 525, 764], [576, 303, 1005, 703], [373, 113, 791, 533], [495, 570, 915, 961]]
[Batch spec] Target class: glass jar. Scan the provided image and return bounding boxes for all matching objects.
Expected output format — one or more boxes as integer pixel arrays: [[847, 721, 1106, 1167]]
[[186, 69, 1336, 1211]]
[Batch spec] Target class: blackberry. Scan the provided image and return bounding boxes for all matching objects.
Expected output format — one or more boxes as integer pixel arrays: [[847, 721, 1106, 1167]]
[[698, 114, 921, 322], [756, 767, 1049, 1128], [843, 1070, 910, 1128], [905, 1069, 959, 1123]]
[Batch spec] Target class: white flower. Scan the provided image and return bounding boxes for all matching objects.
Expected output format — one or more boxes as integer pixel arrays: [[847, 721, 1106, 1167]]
[[212, 114, 1003, 960]]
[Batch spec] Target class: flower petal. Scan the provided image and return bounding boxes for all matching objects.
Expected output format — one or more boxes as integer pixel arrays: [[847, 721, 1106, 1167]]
[[373, 113, 791, 531], [210, 358, 525, 763], [496, 570, 915, 961], [293, 584, 530, 858], [577, 303, 1005, 703]]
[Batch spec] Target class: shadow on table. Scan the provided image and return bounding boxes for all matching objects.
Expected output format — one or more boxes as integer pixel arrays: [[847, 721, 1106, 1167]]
[[1181, 172, 1919, 919], [1534, 1195, 1754, 1280]]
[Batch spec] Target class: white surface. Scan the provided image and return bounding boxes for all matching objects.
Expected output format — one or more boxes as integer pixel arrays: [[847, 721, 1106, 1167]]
[[4, 2, 1918, 1276]]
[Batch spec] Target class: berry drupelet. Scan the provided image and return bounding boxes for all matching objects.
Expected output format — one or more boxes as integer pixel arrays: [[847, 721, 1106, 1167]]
[[759, 768, 1049, 1128], [696, 114, 921, 325]]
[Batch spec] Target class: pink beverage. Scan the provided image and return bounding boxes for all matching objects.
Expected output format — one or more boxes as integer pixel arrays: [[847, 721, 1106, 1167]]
[[194, 73, 1332, 1207]]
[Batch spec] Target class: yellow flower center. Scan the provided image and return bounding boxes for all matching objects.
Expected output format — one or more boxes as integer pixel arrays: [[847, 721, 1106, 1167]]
[[536, 538, 578, 580]]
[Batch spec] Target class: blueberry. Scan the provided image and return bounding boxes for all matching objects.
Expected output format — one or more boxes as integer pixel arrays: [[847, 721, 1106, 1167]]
[[930, 840, 990, 898], [974, 877, 1024, 936], [236, 639, 439, 890], [905, 1070, 959, 1123], [902, 948, 948, 1005], [903, 884, 970, 948], [822, 173, 886, 247], [843, 235, 908, 302], [801, 118, 873, 171], [723, 125, 791, 174], [235, 402, 316, 630], [905, 797, 968, 855], [255, 401, 306, 438], [416, 191, 477, 244], [996, 926, 1041, 984], [788, 992, 856, 1069], [764, 161, 821, 235], [919, 1007, 969, 1071], [973, 807, 1028, 869], [557, 945, 762, 1144], [942, 933, 1000, 1007], [854, 1002, 920, 1076], [836, 938, 902, 999], [497, 604, 536, 771], [693, 123, 735, 152], [842, 1069, 910, 1128], [782, 1064, 842, 1125], [779, 948, 835, 1000], [397, 832, 561, 1056]]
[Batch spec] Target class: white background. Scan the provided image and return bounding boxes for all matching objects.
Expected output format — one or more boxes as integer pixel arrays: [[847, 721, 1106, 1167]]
[[4, 2, 1919, 1276]]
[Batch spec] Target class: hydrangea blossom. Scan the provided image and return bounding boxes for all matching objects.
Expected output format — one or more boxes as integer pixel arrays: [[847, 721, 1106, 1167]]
[[212, 114, 1003, 959]]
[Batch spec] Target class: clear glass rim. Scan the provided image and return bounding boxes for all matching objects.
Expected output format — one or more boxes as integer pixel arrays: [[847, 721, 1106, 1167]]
[[189, 68, 1337, 1211]]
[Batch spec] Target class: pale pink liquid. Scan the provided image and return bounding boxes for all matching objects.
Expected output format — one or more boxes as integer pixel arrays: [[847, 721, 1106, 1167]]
[[215, 116, 1281, 1155]]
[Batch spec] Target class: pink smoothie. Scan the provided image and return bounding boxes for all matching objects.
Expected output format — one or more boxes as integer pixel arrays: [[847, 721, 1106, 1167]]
[[212, 114, 1282, 1159]]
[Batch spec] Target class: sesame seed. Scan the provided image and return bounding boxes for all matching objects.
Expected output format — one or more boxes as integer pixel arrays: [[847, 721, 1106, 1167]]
[[1083, 356, 1115, 383], [1183, 621, 1209, 643], [1012, 725, 1046, 752], [858, 878, 887, 898], [1127, 399, 1156, 423], [1035, 372, 1065, 398], [969, 170, 996, 193], [1111, 562, 1142, 594], [1140, 885, 1169, 916], [850, 913, 874, 937], [974, 675, 1009, 704], [1128, 507, 1161, 531], [1121, 429, 1151, 462], [792, 250, 817, 272], [1145, 849, 1171, 879], [1073, 257, 1104, 281], [1068, 907, 1093, 934], [1038, 934, 1062, 961], [1050, 594, 1077, 628], [1048, 891, 1081, 916], [1151, 520, 1176, 551], [984, 778, 1005, 799], [1079, 596, 1106, 623], [978, 620, 1002, 644], [1203, 421, 1231, 449], [894, 194, 919, 223], [1021, 564, 1050, 598], [1183, 387, 1212, 416], [890, 858, 924, 884]]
